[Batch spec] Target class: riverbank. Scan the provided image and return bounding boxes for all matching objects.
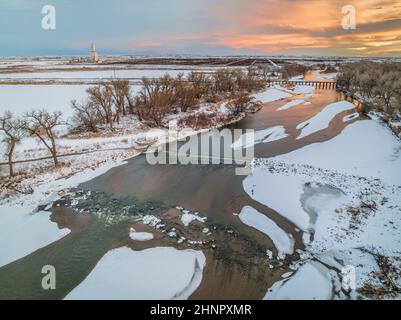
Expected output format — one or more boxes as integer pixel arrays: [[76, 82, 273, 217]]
[[4, 69, 399, 300], [0, 98, 246, 201], [0, 80, 314, 297], [246, 113, 401, 300]]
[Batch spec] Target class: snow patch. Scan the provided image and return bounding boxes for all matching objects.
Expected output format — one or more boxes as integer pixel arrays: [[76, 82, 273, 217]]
[[65, 247, 206, 300], [264, 261, 333, 300], [238, 206, 294, 258], [181, 213, 206, 227], [296, 101, 355, 139], [253, 88, 292, 103], [232, 126, 288, 149], [343, 112, 359, 123], [129, 230, 154, 241], [277, 99, 305, 111]]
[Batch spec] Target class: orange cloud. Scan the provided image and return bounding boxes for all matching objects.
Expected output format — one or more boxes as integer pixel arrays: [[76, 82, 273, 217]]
[[202, 0, 401, 56]]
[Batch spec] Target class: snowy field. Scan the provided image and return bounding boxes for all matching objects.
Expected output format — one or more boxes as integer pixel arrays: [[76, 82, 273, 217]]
[[0, 85, 89, 119], [0, 69, 201, 80], [0, 84, 142, 119], [242, 114, 401, 299]]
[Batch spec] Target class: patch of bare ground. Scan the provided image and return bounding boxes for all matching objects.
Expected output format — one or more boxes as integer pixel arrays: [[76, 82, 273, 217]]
[[358, 250, 401, 299]]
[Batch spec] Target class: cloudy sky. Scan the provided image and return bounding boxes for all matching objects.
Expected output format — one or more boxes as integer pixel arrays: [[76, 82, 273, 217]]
[[1, 0, 401, 56]]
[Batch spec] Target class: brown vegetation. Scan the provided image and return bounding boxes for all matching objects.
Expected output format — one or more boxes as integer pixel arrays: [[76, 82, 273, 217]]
[[72, 68, 266, 130], [0, 112, 24, 177], [337, 62, 401, 115], [22, 110, 63, 167]]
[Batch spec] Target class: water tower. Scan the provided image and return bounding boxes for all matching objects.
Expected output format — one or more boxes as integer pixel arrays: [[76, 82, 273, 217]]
[[90, 43, 99, 63]]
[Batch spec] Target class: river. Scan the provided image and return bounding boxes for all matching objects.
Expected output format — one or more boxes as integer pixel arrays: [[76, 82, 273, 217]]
[[0, 77, 360, 299]]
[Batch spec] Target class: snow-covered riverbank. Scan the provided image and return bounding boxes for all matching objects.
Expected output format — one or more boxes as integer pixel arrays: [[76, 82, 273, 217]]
[[243, 114, 401, 299], [0, 80, 297, 291]]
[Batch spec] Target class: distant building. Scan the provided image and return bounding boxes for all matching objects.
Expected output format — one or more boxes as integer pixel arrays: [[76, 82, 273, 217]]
[[90, 43, 99, 63]]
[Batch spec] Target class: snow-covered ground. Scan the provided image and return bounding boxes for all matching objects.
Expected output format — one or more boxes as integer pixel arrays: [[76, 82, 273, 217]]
[[0, 84, 142, 121], [243, 115, 401, 299], [0, 69, 198, 80], [181, 211, 207, 227], [285, 118, 401, 184], [265, 261, 334, 300], [0, 85, 89, 119], [296, 101, 356, 139], [0, 82, 308, 267], [238, 206, 294, 259], [0, 206, 70, 267], [65, 247, 205, 300], [3, 67, 398, 300], [0, 100, 235, 270]]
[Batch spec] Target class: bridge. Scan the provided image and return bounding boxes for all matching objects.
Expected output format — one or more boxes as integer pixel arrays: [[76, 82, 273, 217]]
[[267, 80, 337, 89]]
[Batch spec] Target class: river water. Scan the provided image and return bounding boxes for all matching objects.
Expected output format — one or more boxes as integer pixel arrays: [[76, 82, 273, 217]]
[[0, 78, 360, 299]]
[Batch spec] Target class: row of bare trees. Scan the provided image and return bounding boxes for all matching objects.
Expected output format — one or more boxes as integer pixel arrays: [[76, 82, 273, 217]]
[[72, 68, 266, 131], [0, 110, 62, 177], [1, 68, 266, 178], [71, 79, 130, 132], [337, 62, 401, 115]]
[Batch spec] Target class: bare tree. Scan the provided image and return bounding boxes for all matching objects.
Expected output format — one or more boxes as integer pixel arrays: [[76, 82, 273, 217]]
[[110, 79, 129, 123], [0, 112, 24, 177], [374, 72, 398, 113], [212, 69, 236, 94], [71, 99, 101, 133], [187, 71, 208, 98], [22, 110, 62, 167], [359, 73, 377, 99], [126, 93, 145, 120], [87, 84, 114, 130], [147, 91, 175, 127], [226, 93, 254, 116], [174, 80, 197, 112], [135, 76, 176, 126]]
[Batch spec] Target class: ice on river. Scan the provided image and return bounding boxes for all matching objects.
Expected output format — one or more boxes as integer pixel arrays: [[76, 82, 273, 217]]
[[264, 261, 333, 300], [238, 206, 294, 259], [277, 99, 305, 111], [253, 88, 292, 103], [232, 126, 288, 149], [65, 247, 206, 300], [296, 101, 355, 139]]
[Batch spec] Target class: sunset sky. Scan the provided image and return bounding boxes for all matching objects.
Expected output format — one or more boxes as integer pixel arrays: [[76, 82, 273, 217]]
[[1, 0, 401, 56]]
